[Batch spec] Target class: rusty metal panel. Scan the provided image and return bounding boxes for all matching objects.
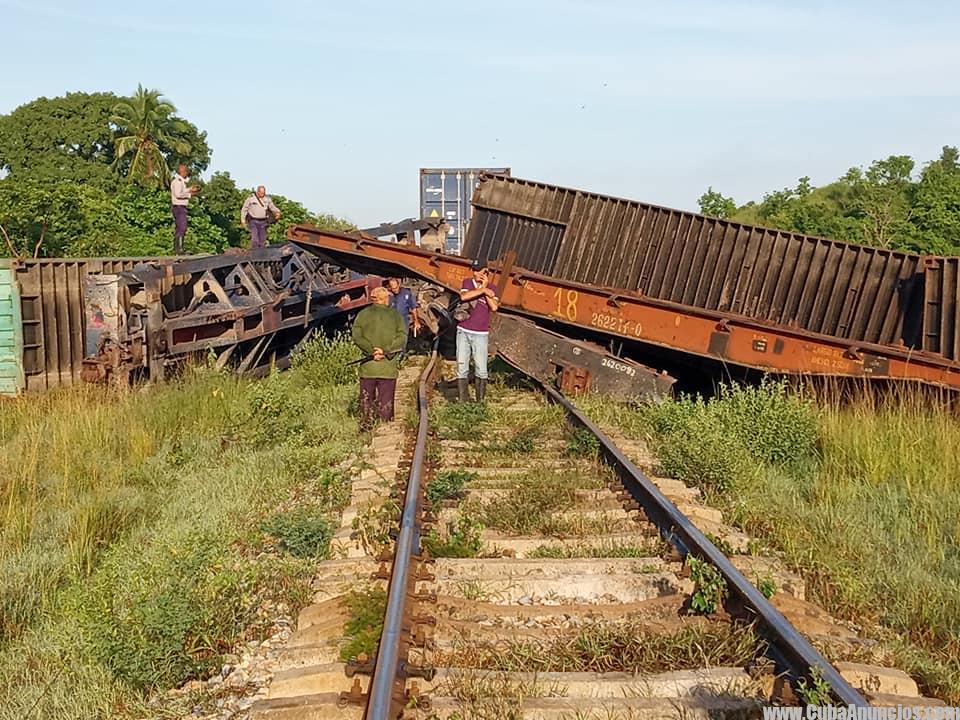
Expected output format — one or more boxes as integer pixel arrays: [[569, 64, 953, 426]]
[[464, 174, 926, 351], [924, 257, 960, 361], [14, 257, 175, 391]]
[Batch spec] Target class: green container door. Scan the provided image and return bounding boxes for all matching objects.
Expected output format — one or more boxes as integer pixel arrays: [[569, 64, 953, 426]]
[[0, 260, 25, 396]]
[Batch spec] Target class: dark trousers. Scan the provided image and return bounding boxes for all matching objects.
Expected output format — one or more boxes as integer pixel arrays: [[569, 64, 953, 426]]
[[172, 205, 188, 253], [359, 378, 396, 430], [249, 218, 269, 249]]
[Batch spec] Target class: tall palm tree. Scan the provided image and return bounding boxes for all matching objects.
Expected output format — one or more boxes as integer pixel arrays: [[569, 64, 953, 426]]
[[111, 85, 191, 187]]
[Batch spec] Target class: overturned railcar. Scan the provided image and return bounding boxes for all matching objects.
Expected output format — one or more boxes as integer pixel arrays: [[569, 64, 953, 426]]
[[288, 175, 960, 391], [463, 173, 960, 361]]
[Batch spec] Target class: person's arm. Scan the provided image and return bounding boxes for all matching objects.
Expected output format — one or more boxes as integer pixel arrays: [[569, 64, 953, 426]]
[[460, 278, 486, 301], [240, 197, 251, 226], [351, 312, 374, 355], [171, 177, 192, 201], [267, 198, 282, 218], [410, 305, 421, 335], [485, 284, 500, 312], [460, 286, 486, 301]]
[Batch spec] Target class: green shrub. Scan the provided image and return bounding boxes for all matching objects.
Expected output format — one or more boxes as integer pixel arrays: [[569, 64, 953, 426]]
[[292, 333, 361, 387], [656, 411, 753, 495], [426, 469, 476, 504], [247, 375, 304, 444], [422, 513, 483, 558], [499, 427, 538, 454], [688, 557, 728, 615], [262, 509, 333, 559], [565, 426, 600, 458], [339, 587, 387, 662], [81, 534, 254, 690], [796, 665, 832, 706], [713, 379, 819, 467], [435, 402, 489, 440]]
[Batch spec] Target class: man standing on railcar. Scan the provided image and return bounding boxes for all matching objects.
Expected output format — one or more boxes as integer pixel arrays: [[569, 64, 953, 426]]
[[170, 164, 198, 254], [352, 286, 407, 432], [456, 260, 499, 403], [241, 185, 282, 250]]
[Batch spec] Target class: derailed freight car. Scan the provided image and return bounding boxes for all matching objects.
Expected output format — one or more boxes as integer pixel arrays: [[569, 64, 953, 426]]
[[463, 173, 959, 362], [288, 178, 960, 390]]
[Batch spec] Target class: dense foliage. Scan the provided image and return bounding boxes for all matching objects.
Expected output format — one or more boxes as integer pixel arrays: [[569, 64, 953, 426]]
[[698, 147, 960, 255], [0, 89, 352, 258]]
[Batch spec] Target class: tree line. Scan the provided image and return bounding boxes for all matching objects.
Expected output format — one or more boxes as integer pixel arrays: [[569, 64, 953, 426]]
[[698, 147, 960, 256], [0, 87, 352, 258]]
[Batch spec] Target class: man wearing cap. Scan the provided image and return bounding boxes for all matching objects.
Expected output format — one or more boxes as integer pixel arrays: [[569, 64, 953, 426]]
[[351, 286, 407, 431], [241, 185, 283, 250], [456, 260, 499, 402]]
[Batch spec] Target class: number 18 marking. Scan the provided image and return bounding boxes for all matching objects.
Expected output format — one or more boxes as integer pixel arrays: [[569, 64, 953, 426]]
[[553, 288, 579, 321]]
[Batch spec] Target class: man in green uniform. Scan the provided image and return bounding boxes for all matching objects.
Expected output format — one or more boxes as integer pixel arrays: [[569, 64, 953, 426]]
[[352, 286, 407, 431]]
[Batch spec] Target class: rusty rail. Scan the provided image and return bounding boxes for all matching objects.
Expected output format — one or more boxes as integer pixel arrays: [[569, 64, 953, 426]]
[[363, 348, 867, 711], [525, 369, 868, 708], [365, 348, 438, 719]]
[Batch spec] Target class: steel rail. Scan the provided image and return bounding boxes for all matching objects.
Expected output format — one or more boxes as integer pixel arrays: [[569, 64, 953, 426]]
[[536, 379, 868, 708], [365, 349, 438, 719]]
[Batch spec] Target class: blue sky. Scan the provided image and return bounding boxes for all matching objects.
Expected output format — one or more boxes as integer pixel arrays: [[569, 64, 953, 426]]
[[2, 0, 958, 226]]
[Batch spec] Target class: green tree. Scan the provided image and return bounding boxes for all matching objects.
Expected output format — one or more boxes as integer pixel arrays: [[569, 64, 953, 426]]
[[843, 155, 917, 249], [111, 85, 209, 187], [0, 92, 121, 186], [0, 178, 226, 258], [698, 187, 736, 219], [911, 146, 960, 255], [198, 171, 246, 247], [0, 178, 120, 257]]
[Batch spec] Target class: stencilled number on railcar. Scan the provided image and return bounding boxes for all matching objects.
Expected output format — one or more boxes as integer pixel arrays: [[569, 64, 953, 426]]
[[601, 357, 636, 377], [590, 312, 642, 337], [552, 288, 580, 321]]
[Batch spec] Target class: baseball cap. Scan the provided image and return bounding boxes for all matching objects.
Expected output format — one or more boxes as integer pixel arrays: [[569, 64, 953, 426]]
[[470, 259, 489, 271]]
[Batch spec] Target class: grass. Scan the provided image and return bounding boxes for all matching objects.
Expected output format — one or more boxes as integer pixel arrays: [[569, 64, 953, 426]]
[[586, 379, 960, 703], [426, 469, 476, 504], [436, 620, 766, 675], [527, 542, 660, 559], [0, 334, 362, 719], [339, 586, 387, 662], [423, 511, 484, 558], [428, 670, 566, 720], [474, 468, 612, 537]]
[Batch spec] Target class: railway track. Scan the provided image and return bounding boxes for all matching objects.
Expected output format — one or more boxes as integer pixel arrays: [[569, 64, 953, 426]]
[[250, 356, 940, 720]]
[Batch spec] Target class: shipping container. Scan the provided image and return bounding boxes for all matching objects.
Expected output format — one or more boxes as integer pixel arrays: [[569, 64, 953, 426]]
[[463, 174, 944, 355], [420, 168, 510, 254], [0, 260, 25, 396], [13, 256, 175, 392]]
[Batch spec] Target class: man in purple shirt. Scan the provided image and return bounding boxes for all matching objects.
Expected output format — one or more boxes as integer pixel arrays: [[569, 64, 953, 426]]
[[457, 259, 499, 402]]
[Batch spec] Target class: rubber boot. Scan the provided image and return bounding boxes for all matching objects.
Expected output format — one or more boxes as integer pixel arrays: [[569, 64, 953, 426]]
[[457, 378, 469, 403], [475, 378, 486, 403]]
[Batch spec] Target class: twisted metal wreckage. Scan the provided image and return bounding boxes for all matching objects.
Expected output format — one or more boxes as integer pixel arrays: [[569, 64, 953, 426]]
[[80, 244, 379, 384]]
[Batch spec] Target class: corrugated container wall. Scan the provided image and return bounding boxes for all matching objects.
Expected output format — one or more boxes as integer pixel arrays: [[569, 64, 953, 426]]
[[463, 174, 937, 353], [15, 257, 173, 391], [0, 260, 25, 396], [420, 168, 510, 254]]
